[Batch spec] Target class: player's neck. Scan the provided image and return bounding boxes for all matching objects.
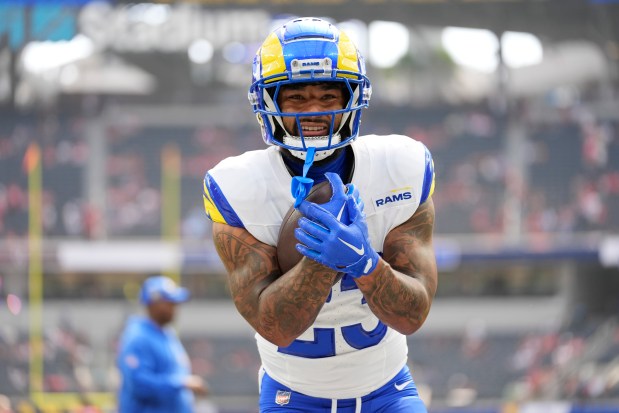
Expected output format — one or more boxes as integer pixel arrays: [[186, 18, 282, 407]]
[[281, 146, 354, 184]]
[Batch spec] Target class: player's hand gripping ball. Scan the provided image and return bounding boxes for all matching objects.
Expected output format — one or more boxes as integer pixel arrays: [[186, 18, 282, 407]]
[[295, 174, 378, 278], [277, 173, 362, 278]]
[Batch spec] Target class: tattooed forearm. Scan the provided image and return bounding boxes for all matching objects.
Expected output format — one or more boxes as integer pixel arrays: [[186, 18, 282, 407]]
[[355, 199, 438, 335], [364, 261, 430, 324], [263, 259, 336, 340], [212, 223, 337, 346]]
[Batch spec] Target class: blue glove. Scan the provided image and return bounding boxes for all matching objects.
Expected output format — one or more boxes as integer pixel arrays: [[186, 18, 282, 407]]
[[295, 193, 379, 278], [317, 172, 363, 225], [345, 181, 364, 215]]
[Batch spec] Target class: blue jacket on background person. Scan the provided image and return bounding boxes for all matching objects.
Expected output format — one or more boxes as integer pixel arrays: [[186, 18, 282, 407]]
[[116, 276, 207, 413]]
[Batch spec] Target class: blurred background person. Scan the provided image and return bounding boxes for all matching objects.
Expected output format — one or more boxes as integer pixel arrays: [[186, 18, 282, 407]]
[[116, 275, 208, 413]]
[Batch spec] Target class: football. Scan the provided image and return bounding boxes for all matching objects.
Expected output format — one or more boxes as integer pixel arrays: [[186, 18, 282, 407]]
[[277, 180, 347, 283], [277, 180, 332, 274]]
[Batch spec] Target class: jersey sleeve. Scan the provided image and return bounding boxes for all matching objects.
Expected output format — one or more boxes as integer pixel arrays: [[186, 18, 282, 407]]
[[420, 144, 435, 204], [203, 172, 244, 227]]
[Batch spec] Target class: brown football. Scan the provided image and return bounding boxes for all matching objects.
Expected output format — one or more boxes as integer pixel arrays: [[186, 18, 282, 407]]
[[277, 180, 344, 286]]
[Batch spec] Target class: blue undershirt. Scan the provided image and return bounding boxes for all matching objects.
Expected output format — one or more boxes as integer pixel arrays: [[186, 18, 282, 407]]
[[283, 148, 352, 184]]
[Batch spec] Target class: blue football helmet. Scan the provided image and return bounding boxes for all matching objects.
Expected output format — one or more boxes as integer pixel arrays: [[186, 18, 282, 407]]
[[248, 17, 372, 161]]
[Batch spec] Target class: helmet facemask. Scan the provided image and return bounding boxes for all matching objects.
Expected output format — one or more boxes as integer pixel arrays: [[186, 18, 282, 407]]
[[262, 80, 359, 161], [248, 17, 371, 161]]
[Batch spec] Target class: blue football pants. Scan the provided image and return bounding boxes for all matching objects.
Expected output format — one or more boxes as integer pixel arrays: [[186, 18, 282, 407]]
[[259, 365, 428, 413]]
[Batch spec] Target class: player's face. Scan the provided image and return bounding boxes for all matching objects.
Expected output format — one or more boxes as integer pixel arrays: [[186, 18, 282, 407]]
[[278, 83, 346, 137]]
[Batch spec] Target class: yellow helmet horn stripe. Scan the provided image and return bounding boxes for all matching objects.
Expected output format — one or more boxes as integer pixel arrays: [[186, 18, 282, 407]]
[[337, 31, 360, 74], [259, 32, 287, 83]]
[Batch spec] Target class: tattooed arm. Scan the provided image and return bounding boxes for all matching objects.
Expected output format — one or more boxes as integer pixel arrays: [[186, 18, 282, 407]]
[[354, 198, 438, 335], [212, 222, 339, 347]]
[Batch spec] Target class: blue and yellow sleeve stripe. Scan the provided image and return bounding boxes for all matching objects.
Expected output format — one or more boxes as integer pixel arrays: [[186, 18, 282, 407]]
[[420, 144, 435, 204], [203, 173, 244, 228]]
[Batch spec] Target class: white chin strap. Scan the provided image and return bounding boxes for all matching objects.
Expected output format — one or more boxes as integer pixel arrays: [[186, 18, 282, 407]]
[[283, 134, 341, 161]]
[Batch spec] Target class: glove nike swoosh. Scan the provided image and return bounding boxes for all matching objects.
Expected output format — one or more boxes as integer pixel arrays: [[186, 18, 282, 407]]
[[338, 238, 364, 255], [336, 203, 346, 221], [363, 258, 373, 274]]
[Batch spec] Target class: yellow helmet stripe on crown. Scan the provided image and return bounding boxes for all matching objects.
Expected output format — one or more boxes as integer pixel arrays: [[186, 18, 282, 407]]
[[260, 32, 286, 82], [337, 31, 360, 79]]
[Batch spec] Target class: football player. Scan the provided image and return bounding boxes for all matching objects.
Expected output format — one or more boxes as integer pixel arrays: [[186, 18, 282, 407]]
[[203, 17, 437, 412]]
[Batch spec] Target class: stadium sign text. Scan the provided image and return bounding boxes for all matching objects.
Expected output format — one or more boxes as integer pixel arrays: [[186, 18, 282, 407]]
[[78, 3, 270, 52]]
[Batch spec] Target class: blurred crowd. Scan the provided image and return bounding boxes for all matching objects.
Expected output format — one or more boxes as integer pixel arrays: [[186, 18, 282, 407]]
[[507, 319, 619, 401], [0, 115, 90, 239], [0, 99, 617, 241], [0, 318, 259, 413], [1, 313, 619, 412], [409, 103, 619, 235]]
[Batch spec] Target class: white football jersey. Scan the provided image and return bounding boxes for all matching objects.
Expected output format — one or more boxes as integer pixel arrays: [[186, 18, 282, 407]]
[[204, 134, 435, 399]]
